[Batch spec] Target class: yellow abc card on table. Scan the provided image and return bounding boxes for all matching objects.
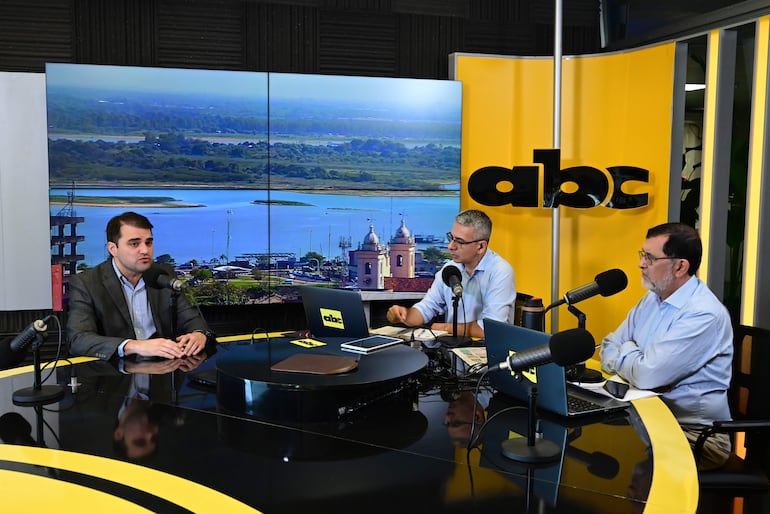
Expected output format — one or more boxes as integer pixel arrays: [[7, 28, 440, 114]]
[[290, 338, 327, 348]]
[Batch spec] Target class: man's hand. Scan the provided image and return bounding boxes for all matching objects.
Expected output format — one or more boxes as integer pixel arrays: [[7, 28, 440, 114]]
[[176, 331, 208, 356], [124, 338, 185, 359], [386, 305, 408, 324]]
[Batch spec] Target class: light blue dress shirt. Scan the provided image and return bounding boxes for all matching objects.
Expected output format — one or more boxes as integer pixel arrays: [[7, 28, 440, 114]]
[[112, 260, 158, 358], [412, 249, 516, 332], [600, 275, 733, 425]]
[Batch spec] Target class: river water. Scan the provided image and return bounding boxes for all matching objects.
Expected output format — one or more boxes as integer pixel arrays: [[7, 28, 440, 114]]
[[50, 188, 459, 266]]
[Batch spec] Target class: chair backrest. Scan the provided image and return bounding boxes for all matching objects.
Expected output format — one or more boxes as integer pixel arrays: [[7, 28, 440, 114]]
[[729, 324, 770, 464]]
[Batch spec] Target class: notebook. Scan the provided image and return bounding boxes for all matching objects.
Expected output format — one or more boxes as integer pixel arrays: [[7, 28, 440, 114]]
[[299, 286, 370, 338], [270, 353, 359, 374], [483, 319, 629, 418]]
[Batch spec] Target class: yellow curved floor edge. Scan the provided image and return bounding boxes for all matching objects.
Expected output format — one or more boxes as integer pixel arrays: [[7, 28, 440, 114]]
[[0, 445, 261, 513], [633, 397, 699, 513]]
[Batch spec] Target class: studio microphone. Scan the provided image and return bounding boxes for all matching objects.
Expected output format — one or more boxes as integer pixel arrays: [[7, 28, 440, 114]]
[[488, 328, 595, 372], [9, 316, 52, 352], [442, 264, 463, 298], [547, 269, 628, 310], [143, 264, 186, 292]]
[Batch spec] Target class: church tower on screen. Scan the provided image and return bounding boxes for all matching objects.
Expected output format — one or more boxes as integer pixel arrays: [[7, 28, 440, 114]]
[[355, 225, 389, 289], [389, 218, 416, 279]]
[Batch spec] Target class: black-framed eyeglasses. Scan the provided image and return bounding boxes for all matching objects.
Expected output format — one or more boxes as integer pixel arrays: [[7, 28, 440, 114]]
[[446, 232, 486, 246], [638, 249, 680, 265]]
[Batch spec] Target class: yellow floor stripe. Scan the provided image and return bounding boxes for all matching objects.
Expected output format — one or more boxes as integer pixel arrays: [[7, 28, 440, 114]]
[[0, 445, 261, 513]]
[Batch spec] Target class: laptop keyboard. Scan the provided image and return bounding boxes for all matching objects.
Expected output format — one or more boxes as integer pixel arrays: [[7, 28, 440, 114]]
[[567, 394, 605, 414]]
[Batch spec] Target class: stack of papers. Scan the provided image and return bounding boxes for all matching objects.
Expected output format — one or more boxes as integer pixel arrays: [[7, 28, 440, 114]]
[[451, 347, 487, 367], [370, 325, 448, 342]]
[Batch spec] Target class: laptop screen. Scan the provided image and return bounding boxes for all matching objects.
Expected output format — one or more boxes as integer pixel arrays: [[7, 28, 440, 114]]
[[484, 318, 572, 416], [299, 286, 370, 338]]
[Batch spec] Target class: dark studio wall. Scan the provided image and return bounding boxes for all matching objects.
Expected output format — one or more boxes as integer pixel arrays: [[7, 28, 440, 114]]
[[0, 0, 602, 78]]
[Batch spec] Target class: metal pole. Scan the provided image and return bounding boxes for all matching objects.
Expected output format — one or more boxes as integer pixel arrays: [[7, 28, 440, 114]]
[[550, 0, 563, 333]]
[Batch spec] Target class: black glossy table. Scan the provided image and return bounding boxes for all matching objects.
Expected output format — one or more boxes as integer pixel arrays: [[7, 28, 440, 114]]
[[213, 337, 428, 421], [0, 342, 699, 513]]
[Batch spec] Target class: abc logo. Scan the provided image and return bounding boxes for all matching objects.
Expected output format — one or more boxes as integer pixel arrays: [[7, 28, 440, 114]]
[[320, 308, 345, 330], [468, 148, 649, 210]]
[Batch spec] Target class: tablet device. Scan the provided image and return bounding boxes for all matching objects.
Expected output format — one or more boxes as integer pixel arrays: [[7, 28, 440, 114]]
[[340, 335, 403, 354]]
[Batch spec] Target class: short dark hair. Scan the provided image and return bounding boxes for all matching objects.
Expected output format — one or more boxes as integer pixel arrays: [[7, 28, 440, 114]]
[[106, 212, 153, 245], [646, 222, 701, 276], [455, 209, 492, 241]]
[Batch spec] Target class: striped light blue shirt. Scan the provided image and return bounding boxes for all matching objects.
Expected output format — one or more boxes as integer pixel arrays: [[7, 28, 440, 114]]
[[600, 275, 733, 425]]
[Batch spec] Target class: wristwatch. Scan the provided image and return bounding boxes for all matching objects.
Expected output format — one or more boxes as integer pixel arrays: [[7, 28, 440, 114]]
[[193, 329, 215, 342]]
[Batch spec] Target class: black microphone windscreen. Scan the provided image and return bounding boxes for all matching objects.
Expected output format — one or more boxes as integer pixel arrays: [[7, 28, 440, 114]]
[[142, 264, 169, 289], [441, 264, 462, 285], [548, 328, 596, 366], [0, 336, 26, 370], [595, 268, 628, 297]]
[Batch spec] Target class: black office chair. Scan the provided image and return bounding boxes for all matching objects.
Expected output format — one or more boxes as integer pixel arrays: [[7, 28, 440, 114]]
[[695, 324, 770, 511]]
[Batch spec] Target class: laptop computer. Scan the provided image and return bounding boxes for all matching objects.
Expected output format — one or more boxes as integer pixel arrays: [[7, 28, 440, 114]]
[[483, 319, 629, 418], [299, 286, 371, 338]]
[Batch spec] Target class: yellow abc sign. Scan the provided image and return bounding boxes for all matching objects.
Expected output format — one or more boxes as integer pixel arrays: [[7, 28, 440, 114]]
[[508, 350, 538, 383], [320, 308, 345, 330]]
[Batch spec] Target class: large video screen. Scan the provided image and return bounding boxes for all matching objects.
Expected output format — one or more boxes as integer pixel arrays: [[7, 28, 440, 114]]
[[46, 64, 462, 305]]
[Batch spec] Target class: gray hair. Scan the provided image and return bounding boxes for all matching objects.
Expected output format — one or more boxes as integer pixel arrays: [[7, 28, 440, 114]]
[[455, 209, 492, 241]]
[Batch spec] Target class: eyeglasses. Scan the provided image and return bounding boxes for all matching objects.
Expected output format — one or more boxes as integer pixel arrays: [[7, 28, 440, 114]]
[[638, 249, 681, 265], [446, 232, 486, 246]]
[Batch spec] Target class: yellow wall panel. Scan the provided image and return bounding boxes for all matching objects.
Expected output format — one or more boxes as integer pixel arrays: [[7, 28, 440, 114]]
[[454, 43, 677, 340]]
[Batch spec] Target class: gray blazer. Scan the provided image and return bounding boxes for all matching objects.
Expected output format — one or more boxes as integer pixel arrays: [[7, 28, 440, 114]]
[[66, 259, 211, 360]]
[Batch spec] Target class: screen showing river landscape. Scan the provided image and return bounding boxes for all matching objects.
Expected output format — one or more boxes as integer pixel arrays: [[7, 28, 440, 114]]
[[46, 64, 462, 307]]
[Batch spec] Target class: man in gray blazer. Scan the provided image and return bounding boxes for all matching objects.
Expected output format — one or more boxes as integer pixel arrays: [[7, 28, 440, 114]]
[[67, 212, 213, 360]]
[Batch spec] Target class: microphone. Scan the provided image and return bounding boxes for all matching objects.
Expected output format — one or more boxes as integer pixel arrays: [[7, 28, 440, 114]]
[[143, 264, 186, 291], [442, 265, 463, 298], [548, 269, 628, 310], [489, 328, 595, 372], [9, 317, 51, 352]]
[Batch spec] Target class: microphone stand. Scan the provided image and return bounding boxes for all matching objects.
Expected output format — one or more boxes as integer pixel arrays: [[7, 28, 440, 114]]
[[501, 376, 561, 463], [12, 332, 66, 406], [169, 292, 179, 404], [564, 305, 603, 383], [437, 294, 472, 348]]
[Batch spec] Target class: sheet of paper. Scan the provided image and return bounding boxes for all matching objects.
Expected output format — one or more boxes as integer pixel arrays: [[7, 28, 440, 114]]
[[451, 347, 487, 367], [573, 375, 660, 401], [370, 325, 448, 342]]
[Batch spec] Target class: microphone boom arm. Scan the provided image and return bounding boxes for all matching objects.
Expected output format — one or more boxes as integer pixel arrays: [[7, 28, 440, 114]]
[[567, 304, 587, 329]]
